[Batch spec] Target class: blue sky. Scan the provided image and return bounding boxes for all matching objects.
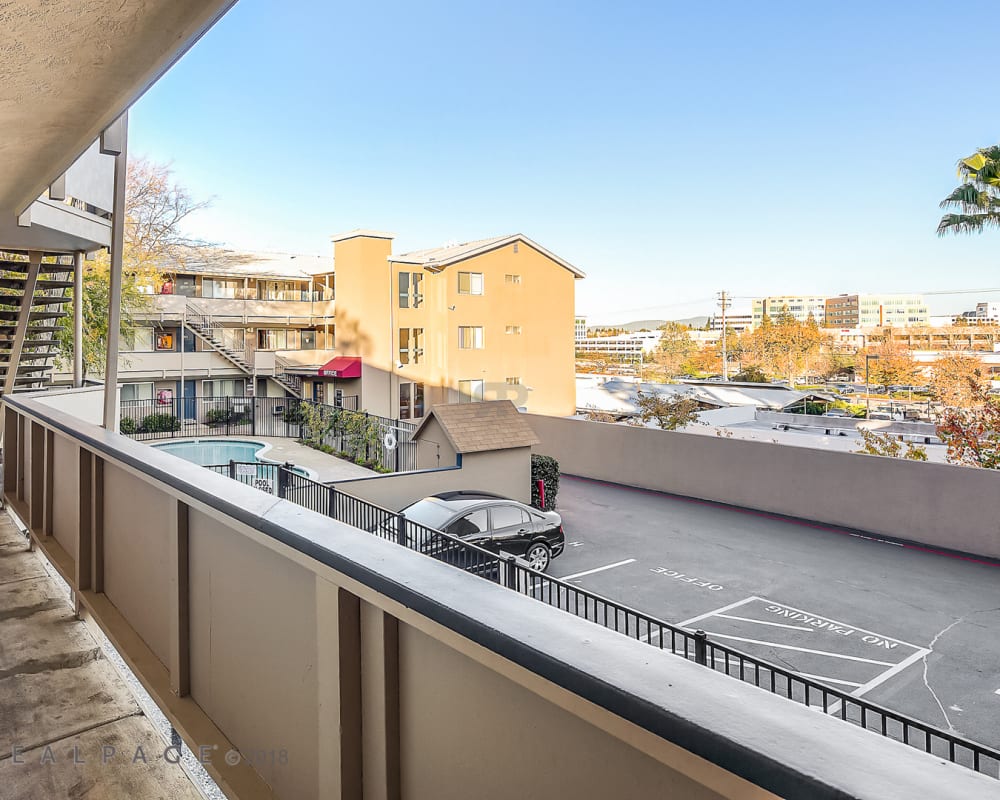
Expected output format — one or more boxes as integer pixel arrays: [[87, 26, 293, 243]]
[[131, 0, 1000, 323]]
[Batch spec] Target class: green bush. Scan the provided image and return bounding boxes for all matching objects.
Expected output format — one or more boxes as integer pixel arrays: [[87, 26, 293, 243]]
[[283, 404, 307, 425], [141, 413, 181, 433], [119, 417, 138, 435], [205, 408, 230, 425], [530, 454, 560, 511]]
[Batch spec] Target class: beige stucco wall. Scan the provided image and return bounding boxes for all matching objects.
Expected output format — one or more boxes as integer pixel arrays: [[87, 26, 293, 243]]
[[398, 624, 727, 800], [526, 414, 1000, 560], [333, 235, 577, 419], [334, 447, 531, 510]]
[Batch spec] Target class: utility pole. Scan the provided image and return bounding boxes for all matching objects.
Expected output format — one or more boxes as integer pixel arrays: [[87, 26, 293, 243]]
[[718, 291, 730, 380]]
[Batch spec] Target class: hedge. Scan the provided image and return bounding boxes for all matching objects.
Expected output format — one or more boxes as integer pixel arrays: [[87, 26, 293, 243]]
[[530, 454, 559, 511]]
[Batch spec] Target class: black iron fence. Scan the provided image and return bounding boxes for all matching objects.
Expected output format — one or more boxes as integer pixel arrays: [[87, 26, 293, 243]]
[[202, 460, 1000, 780], [122, 395, 416, 472]]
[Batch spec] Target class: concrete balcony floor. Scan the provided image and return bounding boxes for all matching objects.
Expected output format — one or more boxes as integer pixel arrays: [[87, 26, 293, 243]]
[[0, 513, 202, 799]]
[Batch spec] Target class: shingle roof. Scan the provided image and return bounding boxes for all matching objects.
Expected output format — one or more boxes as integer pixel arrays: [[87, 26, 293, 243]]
[[411, 400, 541, 454], [390, 234, 586, 278]]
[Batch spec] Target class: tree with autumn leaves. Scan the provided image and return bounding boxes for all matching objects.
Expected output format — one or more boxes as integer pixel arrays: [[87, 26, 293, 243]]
[[937, 383, 1000, 468]]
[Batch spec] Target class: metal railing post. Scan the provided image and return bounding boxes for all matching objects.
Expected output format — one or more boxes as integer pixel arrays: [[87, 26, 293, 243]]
[[228, 459, 237, 480], [327, 485, 338, 520], [694, 630, 708, 666], [278, 463, 293, 499], [396, 512, 407, 546], [394, 419, 401, 473]]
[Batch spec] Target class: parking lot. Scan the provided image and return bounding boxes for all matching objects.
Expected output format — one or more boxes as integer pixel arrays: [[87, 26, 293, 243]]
[[549, 475, 1000, 748]]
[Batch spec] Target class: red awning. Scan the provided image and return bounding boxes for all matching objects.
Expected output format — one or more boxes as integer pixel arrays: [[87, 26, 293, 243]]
[[317, 356, 362, 378]]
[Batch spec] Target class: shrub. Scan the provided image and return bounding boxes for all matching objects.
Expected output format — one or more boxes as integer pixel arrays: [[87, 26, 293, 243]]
[[205, 408, 230, 425], [119, 417, 138, 435], [141, 413, 181, 433], [283, 404, 306, 425], [530, 454, 560, 511]]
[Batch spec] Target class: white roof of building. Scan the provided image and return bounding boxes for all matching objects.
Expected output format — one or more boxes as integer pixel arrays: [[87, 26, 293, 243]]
[[390, 234, 586, 278], [165, 248, 333, 280], [576, 376, 835, 415]]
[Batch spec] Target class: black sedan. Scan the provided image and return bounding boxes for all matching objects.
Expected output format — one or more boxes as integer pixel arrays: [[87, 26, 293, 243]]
[[392, 490, 565, 572]]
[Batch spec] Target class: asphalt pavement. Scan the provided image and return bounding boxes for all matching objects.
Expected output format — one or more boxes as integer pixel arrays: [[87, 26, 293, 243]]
[[549, 475, 1000, 750]]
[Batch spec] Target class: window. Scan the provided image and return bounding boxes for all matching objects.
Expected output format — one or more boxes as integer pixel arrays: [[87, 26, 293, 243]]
[[398, 272, 409, 308], [257, 329, 302, 351], [399, 381, 425, 419], [120, 382, 153, 402], [505, 325, 521, 335], [445, 509, 489, 537], [399, 327, 423, 364], [491, 505, 529, 530], [505, 377, 521, 385], [125, 327, 154, 352], [202, 379, 245, 398], [399, 382, 411, 419], [458, 379, 484, 403], [457, 272, 484, 295], [155, 332, 175, 351], [458, 326, 484, 349], [398, 271, 424, 308], [504, 274, 521, 285]]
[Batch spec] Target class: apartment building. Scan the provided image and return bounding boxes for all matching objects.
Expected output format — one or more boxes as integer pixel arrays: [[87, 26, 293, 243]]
[[575, 331, 662, 363], [293, 231, 582, 419], [110, 251, 336, 409], [575, 315, 588, 344], [751, 295, 827, 325], [825, 294, 928, 328]]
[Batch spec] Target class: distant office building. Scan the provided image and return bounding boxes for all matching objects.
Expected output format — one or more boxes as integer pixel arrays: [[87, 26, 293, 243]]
[[825, 294, 928, 328], [962, 302, 1000, 324], [575, 316, 588, 344], [752, 296, 827, 325], [710, 313, 753, 333], [575, 331, 662, 363]]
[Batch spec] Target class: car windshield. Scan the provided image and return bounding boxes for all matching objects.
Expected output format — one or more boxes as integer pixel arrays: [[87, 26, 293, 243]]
[[399, 499, 454, 530]]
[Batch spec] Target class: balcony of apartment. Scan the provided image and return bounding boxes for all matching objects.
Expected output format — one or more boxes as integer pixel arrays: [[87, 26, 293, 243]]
[[4, 386, 997, 800], [139, 291, 335, 328]]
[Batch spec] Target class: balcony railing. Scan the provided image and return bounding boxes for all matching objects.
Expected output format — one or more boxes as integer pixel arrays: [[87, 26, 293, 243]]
[[200, 459, 1000, 781], [2, 389, 995, 799], [142, 286, 333, 302]]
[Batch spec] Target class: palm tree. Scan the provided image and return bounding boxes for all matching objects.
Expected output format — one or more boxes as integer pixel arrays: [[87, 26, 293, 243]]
[[937, 145, 1000, 236]]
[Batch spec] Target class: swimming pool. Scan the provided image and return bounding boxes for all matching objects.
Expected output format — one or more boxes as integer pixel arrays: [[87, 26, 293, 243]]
[[151, 439, 312, 477]]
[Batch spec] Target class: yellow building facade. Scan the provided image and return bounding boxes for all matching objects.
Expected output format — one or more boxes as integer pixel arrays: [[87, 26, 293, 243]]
[[313, 230, 582, 420]]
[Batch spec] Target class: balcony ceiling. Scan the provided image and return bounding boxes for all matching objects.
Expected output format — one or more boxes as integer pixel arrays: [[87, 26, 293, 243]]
[[0, 0, 237, 216]]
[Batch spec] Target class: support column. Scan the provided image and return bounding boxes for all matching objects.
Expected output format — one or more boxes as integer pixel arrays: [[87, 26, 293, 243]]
[[317, 581, 363, 800], [29, 421, 44, 532], [361, 602, 401, 800], [4, 251, 42, 397], [102, 112, 129, 430], [169, 499, 190, 696], [73, 250, 84, 387]]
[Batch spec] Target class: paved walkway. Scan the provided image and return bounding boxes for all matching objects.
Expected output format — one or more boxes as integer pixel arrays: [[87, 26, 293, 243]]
[[252, 437, 376, 481], [0, 514, 203, 799]]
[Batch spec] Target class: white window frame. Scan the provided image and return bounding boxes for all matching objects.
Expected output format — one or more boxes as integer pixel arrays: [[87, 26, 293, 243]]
[[120, 382, 154, 402], [457, 272, 484, 295], [458, 326, 484, 349], [458, 379, 485, 403]]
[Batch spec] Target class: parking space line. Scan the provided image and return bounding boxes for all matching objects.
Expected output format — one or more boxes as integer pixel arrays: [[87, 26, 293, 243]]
[[677, 596, 758, 627], [850, 648, 930, 697], [699, 631, 896, 666], [715, 613, 815, 632], [557, 559, 636, 581]]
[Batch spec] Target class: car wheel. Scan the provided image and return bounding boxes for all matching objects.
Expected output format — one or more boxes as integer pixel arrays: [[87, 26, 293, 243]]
[[525, 542, 551, 572]]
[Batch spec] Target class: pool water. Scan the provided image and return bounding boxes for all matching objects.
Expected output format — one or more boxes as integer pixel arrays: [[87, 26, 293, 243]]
[[151, 439, 267, 466]]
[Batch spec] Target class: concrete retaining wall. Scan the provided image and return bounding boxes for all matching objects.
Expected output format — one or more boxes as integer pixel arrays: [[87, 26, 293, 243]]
[[526, 414, 1000, 561]]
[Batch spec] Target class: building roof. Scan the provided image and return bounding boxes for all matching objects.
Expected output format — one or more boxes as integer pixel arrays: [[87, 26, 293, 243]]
[[330, 229, 395, 243], [163, 248, 333, 280], [411, 400, 541, 454], [576, 377, 836, 416], [390, 234, 586, 279]]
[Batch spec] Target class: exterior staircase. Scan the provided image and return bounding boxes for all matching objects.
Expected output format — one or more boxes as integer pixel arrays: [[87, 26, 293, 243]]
[[0, 255, 73, 394], [184, 302, 302, 399]]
